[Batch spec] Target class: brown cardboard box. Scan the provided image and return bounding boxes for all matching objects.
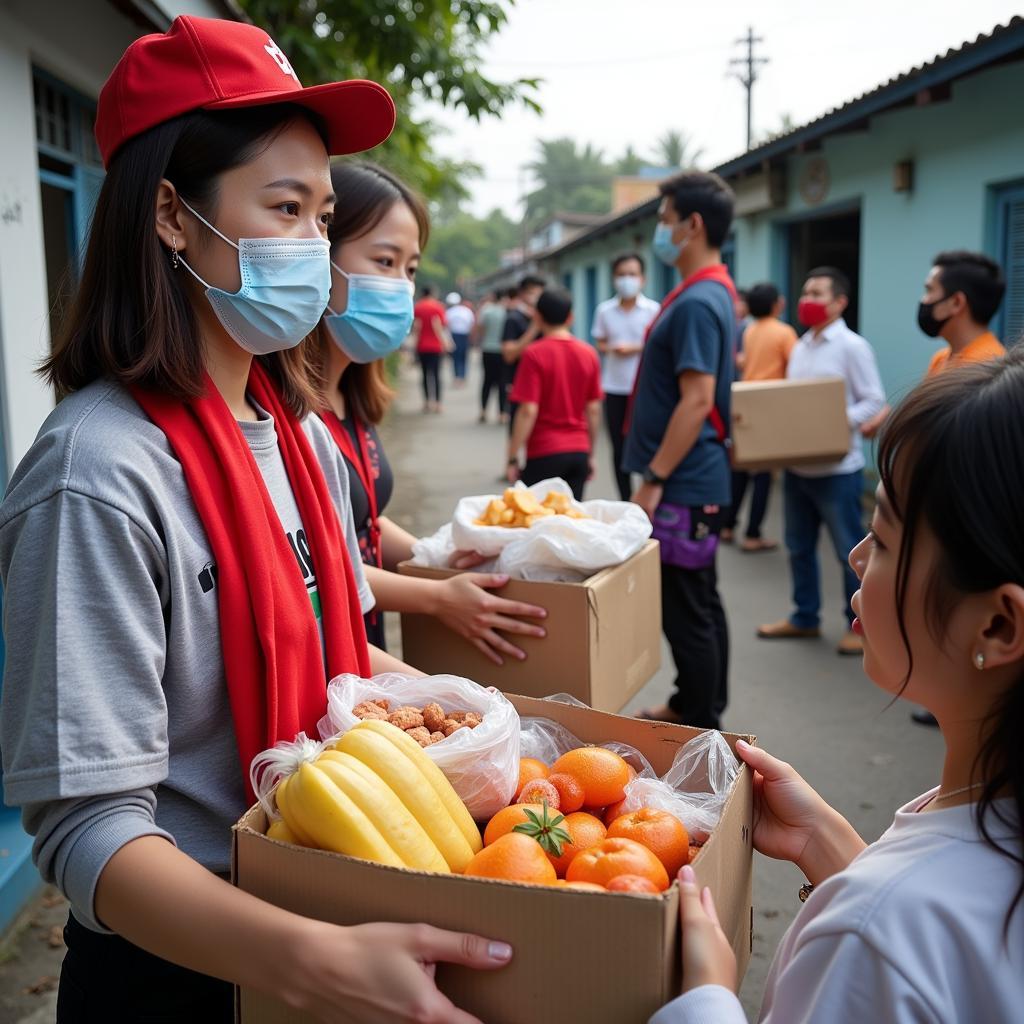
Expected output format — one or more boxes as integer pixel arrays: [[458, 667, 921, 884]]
[[731, 376, 849, 469], [233, 694, 754, 1024], [397, 540, 661, 712]]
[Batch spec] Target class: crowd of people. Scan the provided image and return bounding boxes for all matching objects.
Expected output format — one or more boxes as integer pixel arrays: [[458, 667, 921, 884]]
[[0, 15, 1020, 1024]]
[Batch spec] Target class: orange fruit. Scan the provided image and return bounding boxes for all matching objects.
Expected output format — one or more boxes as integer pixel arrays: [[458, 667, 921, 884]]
[[608, 808, 690, 878], [517, 779, 561, 810], [547, 772, 585, 813], [604, 798, 628, 826], [484, 803, 545, 846], [552, 747, 631, 808], [554, 880, 605, 891], [515, 758, 549, 799], [606, 874, 660, 894], [547, 812, 608, 877], [566, 837, 670, 891], [463, 832, 557, 885]]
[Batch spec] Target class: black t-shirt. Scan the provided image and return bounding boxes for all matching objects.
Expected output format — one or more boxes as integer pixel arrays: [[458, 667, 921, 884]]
[[339, 416, 394, 566]]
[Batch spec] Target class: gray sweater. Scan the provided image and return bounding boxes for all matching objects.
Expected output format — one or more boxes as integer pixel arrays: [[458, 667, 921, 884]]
[[0, 380, 372, 930]]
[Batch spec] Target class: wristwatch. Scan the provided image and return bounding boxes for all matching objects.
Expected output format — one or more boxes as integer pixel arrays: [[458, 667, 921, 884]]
[[642, 465, 668, 486]]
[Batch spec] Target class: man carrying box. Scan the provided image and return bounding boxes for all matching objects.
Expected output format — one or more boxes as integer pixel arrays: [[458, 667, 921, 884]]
[[757, 268, 884, 656], [625, 171, 738, 729]]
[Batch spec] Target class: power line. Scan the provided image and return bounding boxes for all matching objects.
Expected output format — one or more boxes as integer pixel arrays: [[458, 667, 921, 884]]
[[728, 27, 769, 152]]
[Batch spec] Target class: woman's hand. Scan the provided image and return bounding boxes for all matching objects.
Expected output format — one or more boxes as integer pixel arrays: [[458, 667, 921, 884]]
[[736, 740, 865, 884], [434, 573, 546, 665], [283, 920, 512, 1024], [678, 865, 736, 993], [448, 550, 489, 571]]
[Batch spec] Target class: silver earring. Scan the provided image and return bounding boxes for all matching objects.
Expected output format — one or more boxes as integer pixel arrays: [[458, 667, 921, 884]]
[[974, 652, 985, 670], [170, 235, 179, 270]]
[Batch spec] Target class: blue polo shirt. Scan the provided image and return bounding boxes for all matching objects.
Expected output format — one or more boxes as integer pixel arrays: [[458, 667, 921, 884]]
[[623, 279, 734, 507]]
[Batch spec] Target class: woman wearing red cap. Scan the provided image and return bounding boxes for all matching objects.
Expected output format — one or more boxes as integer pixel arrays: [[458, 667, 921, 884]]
[[0, 17, 510, 1023], [313, 160, 548, 662]]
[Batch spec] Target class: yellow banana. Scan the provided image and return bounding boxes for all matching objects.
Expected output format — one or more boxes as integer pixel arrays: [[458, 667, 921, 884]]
[[331, 728, 478, 872], [266, 818, 300, 845], [315, 753, 449, 873], [274, 774, 318, 848], [287, 762, 405, 867], [346, 720, 482, 855]]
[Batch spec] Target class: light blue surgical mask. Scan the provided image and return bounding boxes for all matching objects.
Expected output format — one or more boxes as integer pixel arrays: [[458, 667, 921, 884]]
[[652, 222, 686, 267], [176, 198, 331, 355], [323, 264, 415, 363]]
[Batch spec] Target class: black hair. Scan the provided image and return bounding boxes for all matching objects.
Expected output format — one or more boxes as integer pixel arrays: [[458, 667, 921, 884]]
[[536, 288, 573, 328], [933, 250, 1006, 325], [806, 265, 851, 301], [658, 171, 735, 249], [878, 349, 1024, 934], [42, 104, 326, 417], [518, 274, 546, 293], [611, 251, 646, 275], [505, 287, 519, 300], [747, 282, 780, 318], [421, 285, 434, 297]]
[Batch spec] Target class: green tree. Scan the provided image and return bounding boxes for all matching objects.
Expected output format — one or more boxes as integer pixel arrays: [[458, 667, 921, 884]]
[[239, 0, 540, 202], [654, 129, 705, 169], [418, 207, 520, 295], [615, 145, 645, 176], [524, 138, 613, 228]]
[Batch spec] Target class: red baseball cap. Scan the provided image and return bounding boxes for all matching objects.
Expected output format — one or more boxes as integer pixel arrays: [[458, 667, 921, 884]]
[[96, 16, 396, 168]]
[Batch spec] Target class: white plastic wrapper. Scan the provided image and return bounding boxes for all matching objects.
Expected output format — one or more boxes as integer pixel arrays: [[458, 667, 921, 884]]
[[410, 479, 652, 582], [318, 673, 520, 820], [249, 731, 323, 821]]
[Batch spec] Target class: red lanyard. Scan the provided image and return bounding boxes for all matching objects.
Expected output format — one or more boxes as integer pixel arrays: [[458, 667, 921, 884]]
[[320, 409, 383, 571]]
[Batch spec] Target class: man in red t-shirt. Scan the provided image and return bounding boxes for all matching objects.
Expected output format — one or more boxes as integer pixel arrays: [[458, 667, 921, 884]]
[[411, 286, 451, 413], [507, 289, 603, 499]]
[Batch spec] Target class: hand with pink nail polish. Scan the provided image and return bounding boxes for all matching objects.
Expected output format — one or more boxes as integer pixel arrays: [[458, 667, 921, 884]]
[[678, 864, 737, 994]]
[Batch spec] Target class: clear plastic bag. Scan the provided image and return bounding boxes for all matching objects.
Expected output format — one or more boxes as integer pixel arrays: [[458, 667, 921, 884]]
[[318, 673, 520, 820], [249, 731, 323, 820], [411, 479, 652, 581]]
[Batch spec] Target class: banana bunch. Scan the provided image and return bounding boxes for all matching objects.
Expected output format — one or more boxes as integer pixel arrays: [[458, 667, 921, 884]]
[[271, 719, 483, 873]]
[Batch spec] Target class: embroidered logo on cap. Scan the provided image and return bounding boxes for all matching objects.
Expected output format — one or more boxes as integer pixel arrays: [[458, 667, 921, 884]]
[[264, 40, 299, 83]]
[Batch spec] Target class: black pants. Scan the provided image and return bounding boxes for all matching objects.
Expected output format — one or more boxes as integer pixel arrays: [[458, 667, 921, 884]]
[[419, 351, 441, 404], [481, 351, 508, 416], [603, 392, 633, 501], [522, 450, 589, 500], [57, 912, 233, 1023], [662, 559, 729, 729], [724, 470, 771, 539]]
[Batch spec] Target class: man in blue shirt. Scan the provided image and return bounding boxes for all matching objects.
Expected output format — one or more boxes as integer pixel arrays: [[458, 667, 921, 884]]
[[625, 171, 737, 729]]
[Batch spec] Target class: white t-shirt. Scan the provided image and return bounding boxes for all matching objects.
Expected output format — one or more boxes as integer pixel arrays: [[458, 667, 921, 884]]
[[446, 303, 475, 335], [591, 294, 660, 395], [650, 789, 1023, 1024]]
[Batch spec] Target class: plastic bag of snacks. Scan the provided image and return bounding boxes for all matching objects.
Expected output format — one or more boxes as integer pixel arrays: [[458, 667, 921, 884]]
[[410, 478, 652, 582], [319, 673, 520, 820]]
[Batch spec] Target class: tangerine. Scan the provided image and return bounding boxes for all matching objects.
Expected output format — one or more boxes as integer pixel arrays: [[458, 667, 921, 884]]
[[566, 836, 670, 891], [547, 812, 608, 877], [517, 779, 561, 810], [554, 880, 605, 891], [604, 798, 628, 826], [515, 758, 549, 799], [547, 772, 585, 813], [483, 803, 545, 847], [608, 808, 690, 877], [463, 832, 557, 885], [551, 747, 631, 808], [606, 874, 660, 894]]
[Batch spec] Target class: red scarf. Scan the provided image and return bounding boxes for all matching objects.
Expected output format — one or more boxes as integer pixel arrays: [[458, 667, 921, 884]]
[[131, 364, 370, 801], [625, 263, 738, 438]]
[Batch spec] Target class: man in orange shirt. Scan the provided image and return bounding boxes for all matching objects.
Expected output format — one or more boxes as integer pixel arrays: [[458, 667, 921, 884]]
[[721, 283, 797, 551]]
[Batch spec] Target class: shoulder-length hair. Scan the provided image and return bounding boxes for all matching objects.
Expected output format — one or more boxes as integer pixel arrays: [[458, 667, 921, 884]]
[[316, 161, 430, 425], [42, 104, 327, 418]]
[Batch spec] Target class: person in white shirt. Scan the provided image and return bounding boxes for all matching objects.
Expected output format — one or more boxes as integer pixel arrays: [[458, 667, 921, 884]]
[[445, 291, 475, 387], [655, 349, 1024, 1024], [591, 252, 660, 500], [758, 266, 884, 656]]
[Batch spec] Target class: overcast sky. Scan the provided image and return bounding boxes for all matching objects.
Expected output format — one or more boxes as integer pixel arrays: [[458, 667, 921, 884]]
[[424, 0, 1021, 218]]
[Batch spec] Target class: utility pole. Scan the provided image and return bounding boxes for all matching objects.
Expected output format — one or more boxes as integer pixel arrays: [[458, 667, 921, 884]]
[[729, 27, 768, 151]]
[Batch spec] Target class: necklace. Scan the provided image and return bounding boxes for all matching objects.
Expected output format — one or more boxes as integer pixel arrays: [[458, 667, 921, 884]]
[[931, 782, 984, 804]]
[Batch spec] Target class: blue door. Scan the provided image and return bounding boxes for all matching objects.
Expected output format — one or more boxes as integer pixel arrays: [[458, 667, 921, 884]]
[[993, 182, 1024, 346]]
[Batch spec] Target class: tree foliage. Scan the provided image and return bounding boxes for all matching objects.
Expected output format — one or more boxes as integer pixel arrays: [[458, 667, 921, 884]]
[[654, 129, 705, 169], [524, 138, 614, 228], [418, 207, 519, 294], [239, 0, 539, 203]]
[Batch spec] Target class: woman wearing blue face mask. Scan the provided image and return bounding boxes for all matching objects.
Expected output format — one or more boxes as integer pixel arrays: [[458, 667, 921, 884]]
[[316, 162, 548, 663]]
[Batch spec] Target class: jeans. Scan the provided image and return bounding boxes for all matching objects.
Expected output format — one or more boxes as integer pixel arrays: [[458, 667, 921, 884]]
[[522, 450, 590, 500], [451, 332, 469, 379], [724, 470, 771, 539], [419, 351, 441, 403], [481, 351, 507, 415], [603, 393, 633, 501], [783, 469, 865, 629]]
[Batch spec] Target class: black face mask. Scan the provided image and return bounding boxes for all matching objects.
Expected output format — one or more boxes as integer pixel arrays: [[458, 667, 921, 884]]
[[917, 298, 952, 338]]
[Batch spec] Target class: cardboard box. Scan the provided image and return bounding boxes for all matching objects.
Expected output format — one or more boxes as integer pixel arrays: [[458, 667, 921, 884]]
[[233, 694, 754, 1024], [397, 540, 662, 712], [731, 376, 849, 469]]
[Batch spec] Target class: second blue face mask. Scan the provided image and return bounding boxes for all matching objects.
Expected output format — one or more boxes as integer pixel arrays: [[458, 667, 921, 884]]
[[324, 264, 415, 363]]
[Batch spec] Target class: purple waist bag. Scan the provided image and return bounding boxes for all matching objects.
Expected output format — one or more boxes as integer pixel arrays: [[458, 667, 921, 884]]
[[651, 502, 722, 571]]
